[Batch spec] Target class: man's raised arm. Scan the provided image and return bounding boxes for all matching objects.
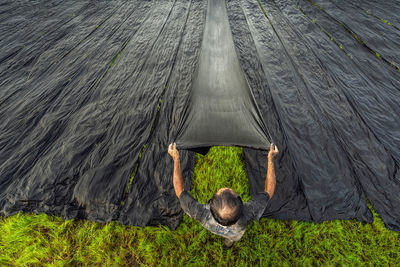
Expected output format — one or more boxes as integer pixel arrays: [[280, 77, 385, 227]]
[[265, 143, 279, 198], [168, 143, 184, 198]]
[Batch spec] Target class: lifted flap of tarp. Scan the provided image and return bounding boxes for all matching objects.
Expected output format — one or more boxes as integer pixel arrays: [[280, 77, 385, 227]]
[[174, 0, 271, 152]]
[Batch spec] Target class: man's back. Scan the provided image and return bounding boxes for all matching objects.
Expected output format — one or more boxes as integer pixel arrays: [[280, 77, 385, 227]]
[[179, 190, 270, 242]]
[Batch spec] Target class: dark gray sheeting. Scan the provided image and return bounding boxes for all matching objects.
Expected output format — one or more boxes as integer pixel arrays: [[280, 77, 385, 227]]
[[0, 1, 89, 72], [282, 0, 400, 230], [313, 0, 400, 68], [352, 0, 400, 27], [0, 0, 154, 220], [119, 0, 205, 228], [226, 0, 312, 221], [175, 0, 271, 151], [0, 0, 399, 231], [231, 0, 371, 223]]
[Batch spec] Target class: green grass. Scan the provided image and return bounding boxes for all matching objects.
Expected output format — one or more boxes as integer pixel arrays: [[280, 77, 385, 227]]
[[1, 147, 399, 266]]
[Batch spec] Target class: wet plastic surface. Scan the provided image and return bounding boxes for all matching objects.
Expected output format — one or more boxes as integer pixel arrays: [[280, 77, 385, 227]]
[[0, 0, 399, 230]]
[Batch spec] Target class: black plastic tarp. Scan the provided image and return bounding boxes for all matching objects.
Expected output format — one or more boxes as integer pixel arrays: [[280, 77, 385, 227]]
[[174, 0, 271, 152], [0, 0, 399, 231], [235, 0, 400, 228]]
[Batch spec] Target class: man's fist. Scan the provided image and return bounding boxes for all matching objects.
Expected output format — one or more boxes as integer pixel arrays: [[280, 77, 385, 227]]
[[268, 143, 279, 159], [168, 143, 180, 161]]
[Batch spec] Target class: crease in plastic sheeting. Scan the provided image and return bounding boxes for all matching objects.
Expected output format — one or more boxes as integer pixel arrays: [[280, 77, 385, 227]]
[[174, 0, 272, 154]]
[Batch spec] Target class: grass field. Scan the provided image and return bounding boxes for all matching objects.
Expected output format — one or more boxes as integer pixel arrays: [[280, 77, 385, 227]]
[[1, 147, 399, 266]]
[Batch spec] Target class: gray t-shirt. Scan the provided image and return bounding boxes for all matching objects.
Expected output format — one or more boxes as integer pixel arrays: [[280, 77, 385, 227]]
[[179, 191, 270, 242]]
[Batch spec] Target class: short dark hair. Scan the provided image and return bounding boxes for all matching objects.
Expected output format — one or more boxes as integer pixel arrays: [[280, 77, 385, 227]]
[[210, 189, 243, 226]]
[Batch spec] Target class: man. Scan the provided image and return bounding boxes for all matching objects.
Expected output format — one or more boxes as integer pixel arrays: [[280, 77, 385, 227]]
[[168, 143, 278, 248]]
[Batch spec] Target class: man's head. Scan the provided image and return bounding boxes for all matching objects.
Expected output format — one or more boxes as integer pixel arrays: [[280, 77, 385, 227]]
[[210, 188, 243, 226]]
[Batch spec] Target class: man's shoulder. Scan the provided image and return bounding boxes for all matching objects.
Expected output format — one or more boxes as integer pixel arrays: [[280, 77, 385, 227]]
[[179, 191, 209, 222], [242, 192, 270, 223], [246, 192, 270, 203], [179, 190, 193, 202]]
